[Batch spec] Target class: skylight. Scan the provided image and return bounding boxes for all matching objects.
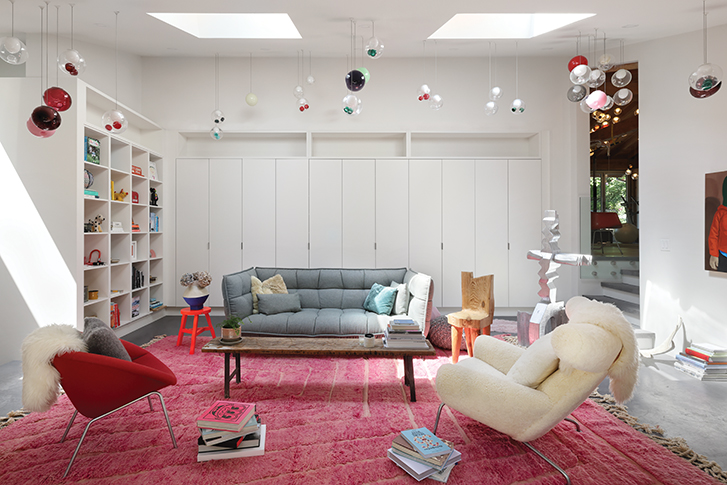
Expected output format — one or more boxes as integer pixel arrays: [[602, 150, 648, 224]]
[[148, 13, 302, 39], [429, 13, 595, 39]]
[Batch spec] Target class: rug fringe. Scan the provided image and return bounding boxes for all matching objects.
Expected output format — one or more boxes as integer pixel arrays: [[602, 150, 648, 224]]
[[590, 391, 727, 484], [140, 334, 168, 348]]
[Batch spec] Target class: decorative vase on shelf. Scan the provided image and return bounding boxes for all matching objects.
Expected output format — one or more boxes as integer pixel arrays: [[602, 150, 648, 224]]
[[183, 284, 209, 310]]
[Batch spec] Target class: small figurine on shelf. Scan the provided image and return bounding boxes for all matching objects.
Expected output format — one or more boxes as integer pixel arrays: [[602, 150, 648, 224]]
[[88, 214, 105, 232], [150, 187, 159, 206], [113, 189, 128, 201]]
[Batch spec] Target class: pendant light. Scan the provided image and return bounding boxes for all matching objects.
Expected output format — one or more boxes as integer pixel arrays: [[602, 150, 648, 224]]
[[0, 0, 28, 65], [297, 50, 309, 112], [342, 20, 361, 116], [43, 5, 72, 112], [28, 5, 60, 137], [586, 31, 605, 89], [484, 42, 498, 115], [101, 12, 127, 134], [245, 53, 258, 106], [510, 42, 524, 114], [417, 41, 431, 102], [489, 42, 502, 102], [689, 0, 722, 97], [365, 20, 384, 59], [57, 4, 85, 76], [306, 51, 315, 84], [209, 53, 223, 139], [598, 33, 614, 71], [585, 33, 608, 110], [569, 35, 591, 85], [429, 40, 443, 110]]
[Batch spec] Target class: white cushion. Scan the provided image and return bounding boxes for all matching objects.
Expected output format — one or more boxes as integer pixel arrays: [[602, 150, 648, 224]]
[[390, 281, 408, 315], [506, 333, 559, 388], [251, 274, 288, 314]]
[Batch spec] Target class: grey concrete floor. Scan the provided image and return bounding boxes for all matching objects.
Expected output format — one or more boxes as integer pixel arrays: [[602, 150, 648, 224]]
[[3, 315, 726, 472]]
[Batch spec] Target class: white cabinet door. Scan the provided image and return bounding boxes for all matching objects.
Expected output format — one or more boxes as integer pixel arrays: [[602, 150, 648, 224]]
[[475, 160, 510, 307], [209, 159, 242, 307], [242, 159, 276, 268], [309, 159, 342, 267], [442, 159, 475, 307], [276, 159, 309, 267], [375, 159, 409, 269], [343, 159, 376, 268], [175, 158, 209, 305], [409, 159, 442, 306], [508, 159, 542, 307]]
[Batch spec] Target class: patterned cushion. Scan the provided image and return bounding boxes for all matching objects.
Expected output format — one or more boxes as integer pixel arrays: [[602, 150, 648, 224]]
[[427, 315, 467, 351]]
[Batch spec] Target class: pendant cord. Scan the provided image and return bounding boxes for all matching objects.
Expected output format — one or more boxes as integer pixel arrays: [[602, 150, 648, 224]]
[[55, 5, 60, 86], [488, 42, 492, 91], [45, 2, 49, 91], [214, 52, 219, 111], [434, 40, 438, 90], [249, 53, 252, 92], [493, 42, 497, 85], [703, 0, 708, 64], [114, 11, 119, 109], [70, 4, 74, 50], [39, 5, 43, 96], [422, 40, 426, 83], [308, 50, 312, 78], [10, 0, 15, 37], [515, 41, 519, 98]]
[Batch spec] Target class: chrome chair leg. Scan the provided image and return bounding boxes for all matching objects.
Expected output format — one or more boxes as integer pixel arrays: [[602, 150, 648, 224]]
[[564, 417, 581, 432], [433, 402, 445, 434], [522, 441, 571, 485], [61, 391, 177, 478], [60, 410, 78, 443], [148, 395, 154, 411]]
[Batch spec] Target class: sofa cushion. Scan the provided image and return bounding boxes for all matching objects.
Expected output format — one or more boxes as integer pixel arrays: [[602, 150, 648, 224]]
[[258, 293, 302, 315], [363, 283, 397, 315], [390, 281, 408, 315], [506, 333, 559, 388], [251, 274, 288, 314], [82, 317, 131, 361]]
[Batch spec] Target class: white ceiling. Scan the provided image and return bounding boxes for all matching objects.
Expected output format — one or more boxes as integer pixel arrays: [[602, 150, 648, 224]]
[[6, 0, 727, 58]]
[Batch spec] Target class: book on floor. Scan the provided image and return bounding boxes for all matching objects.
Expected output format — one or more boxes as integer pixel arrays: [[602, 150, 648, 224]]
[[197, 425, 266, 462], [200, 414, 260, 445], [428, 463, 456, 483], [387, 447, 461, 481], [399, 427, 451, 458], [197, 428, 262, 452], [197, 400, 256, 431], [391, 435, 454, 470]]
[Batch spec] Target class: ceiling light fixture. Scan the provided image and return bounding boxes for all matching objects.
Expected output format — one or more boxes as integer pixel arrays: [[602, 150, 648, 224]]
[[429, 13, 594, 40], [43, 5, 72, 112], [510, 41, 524, 114], [28, 4, 60, 138], [417, 41, 431, 103], [429, 41, 443, 110], [365, 20, 384, 59], [0, 0, 28, 65], [148, 13, 301, 39], [688, 0, 722, 98], [245, 53, 258, 106], [58, 3, 85, 76], [484, 42, 498, 115], [101, 12, 128, 134], [209, 53, 223, 139], [342, 19, 362, 116]]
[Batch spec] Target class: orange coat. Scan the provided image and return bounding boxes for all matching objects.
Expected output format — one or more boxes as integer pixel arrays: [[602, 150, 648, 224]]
[[708, 205, 727, 256]]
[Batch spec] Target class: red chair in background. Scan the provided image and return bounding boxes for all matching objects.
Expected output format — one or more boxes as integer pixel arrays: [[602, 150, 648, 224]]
[[52, 340, 178, 478], [591, 212, 623, 254]]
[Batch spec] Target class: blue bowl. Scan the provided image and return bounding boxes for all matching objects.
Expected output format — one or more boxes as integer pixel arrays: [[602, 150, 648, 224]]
[[183, 294, 209, 311]]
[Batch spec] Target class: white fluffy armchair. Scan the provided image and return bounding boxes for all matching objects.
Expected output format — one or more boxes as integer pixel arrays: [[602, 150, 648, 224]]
[[434, 296, 639, 483]]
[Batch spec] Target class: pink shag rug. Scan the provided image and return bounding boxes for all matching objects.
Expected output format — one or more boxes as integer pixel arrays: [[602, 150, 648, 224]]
[[0, 336, 721, 485]]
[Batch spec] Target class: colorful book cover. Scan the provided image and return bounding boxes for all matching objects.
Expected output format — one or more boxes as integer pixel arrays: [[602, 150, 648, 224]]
[[197, 401, 256, 431], [85, 136, 100, 164], [400, 427, 451, 458]]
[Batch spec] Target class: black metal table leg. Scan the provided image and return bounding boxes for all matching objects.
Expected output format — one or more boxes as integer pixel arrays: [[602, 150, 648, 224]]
[[403, 355, 416, 402], [224, 352, 230, 398], [235, 353, 241, 383]]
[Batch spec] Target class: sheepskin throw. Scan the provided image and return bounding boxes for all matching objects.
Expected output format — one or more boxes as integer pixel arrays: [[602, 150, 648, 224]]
[[21, 324, 86, 412], [564, 296, 640, 403]]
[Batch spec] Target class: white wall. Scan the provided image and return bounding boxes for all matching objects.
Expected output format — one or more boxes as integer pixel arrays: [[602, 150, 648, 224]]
[[631, 24, 727, 350], [141, 54, 586, 304]]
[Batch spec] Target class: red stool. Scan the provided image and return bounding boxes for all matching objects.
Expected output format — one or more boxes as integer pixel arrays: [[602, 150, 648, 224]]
[[177, 307, 215, 354]]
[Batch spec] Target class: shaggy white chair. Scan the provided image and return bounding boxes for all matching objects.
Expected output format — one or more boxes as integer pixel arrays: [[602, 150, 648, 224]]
[[434, 296, 639, 485]]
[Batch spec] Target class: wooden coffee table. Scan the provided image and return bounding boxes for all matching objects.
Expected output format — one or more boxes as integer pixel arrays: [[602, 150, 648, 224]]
[[201, 336, 437, 402]]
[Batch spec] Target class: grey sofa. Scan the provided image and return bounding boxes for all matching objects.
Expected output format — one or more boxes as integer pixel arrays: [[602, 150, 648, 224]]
[[222, 267, 434, 337]]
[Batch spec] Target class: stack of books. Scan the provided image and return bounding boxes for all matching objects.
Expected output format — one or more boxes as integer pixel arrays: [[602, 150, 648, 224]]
[[384, 318, 429, 349], [674, 343, 727, 381], [83, 189, 99, 199], [196, 400, 266, 462], [110, 302, 120, 328], [131, 296, 140, 317], [149, 298, 164, 312], [387, 427, 461, 482]]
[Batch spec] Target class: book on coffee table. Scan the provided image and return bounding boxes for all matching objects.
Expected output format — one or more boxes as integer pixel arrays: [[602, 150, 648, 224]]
[[196, 400, 256, 431]]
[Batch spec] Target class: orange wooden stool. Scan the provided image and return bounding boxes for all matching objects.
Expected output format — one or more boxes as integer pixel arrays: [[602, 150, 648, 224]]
[[177, 307, 215, 354]]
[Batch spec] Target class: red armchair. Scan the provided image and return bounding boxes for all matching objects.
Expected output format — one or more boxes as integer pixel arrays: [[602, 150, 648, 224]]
[[52, 340, 178, 478], [591, 211, 623, 254]]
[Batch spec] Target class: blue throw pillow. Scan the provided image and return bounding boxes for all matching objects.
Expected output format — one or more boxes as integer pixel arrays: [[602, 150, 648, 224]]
[[363, 283, 398, 315]]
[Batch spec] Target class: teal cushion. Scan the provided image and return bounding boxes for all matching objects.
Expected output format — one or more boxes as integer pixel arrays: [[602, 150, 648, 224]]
[[363, 283, 398, 315]]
